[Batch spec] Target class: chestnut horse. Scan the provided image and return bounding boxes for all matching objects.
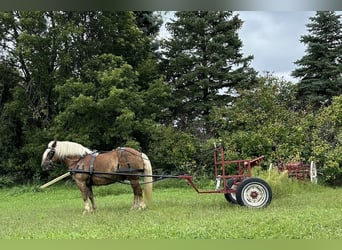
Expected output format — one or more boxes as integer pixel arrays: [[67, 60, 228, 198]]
[[41, 140, 153, 214]]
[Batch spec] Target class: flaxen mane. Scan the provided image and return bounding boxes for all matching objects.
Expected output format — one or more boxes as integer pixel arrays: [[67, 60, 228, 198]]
[[42, 141, 92, 161]]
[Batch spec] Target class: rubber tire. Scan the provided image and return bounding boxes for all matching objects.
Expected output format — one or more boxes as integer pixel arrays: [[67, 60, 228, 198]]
[[236, 177, 272, 208], [224, 178, 238, 204]]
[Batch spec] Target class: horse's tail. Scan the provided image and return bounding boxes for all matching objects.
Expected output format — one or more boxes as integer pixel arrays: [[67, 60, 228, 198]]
[[142, 153, 153, 203]]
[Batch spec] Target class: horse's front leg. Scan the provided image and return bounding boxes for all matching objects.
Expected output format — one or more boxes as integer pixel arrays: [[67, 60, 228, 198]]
[[75, 179, 94, 214], [88, 185, 97, 211], [130, 179, 146, 210]]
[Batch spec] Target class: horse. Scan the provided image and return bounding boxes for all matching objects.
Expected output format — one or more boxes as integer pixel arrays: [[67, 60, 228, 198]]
[[41, 140, 153, 214]]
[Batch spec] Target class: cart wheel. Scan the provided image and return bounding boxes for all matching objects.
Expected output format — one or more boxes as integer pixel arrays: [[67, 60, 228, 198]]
[[224, 178, 238, 204], [236, 177, 272, 208], [310, 161, 318, 184], [268, 163, 274, 171]]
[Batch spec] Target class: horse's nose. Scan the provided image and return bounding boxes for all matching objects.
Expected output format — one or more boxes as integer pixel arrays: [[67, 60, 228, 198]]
[[41, 161, 51, 170]]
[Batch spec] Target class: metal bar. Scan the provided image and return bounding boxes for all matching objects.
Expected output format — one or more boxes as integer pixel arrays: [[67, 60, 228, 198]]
[[69, 169, 225, 194], [220, 147, 225, 175], [178, 175, 222, 194], [213, 148, 218, 177]]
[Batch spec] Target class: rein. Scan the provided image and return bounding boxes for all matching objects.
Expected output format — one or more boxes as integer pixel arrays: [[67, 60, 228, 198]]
[[68, 168, 172, 185]]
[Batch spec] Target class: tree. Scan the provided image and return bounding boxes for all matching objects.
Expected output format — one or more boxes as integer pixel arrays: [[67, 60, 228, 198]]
[[292, 11, 342, 109], [0, 11, 166, 184], [0, 62, 25, 185], [134, 11, 162, 37], [210, 75, 307, 162], [311, 95, 342, 185], [160, 11, 257, 138]]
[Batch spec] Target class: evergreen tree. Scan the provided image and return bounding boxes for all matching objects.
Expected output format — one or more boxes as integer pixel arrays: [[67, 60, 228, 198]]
[[160, 11, 257, 138], [133, 11, 162, 37], [292, 11, 342, 109]]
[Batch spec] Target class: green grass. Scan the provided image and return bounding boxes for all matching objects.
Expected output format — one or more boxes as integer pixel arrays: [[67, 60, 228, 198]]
[[1, 174, 342, 239]]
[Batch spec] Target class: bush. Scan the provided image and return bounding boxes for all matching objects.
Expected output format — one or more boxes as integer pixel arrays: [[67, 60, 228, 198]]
[[311, 96, 342, 185], [0, 176, 14, 188]]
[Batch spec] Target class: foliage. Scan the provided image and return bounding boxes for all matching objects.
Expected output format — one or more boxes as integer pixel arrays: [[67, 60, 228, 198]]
[[50, 54, 169, 151], [311, 95, 342, 185], [292, 11, 342, 109], [147, 125, 198, 174], [160, 11, 257, 137], [209, 75, 310, 163], [0, 11, 165, 181], [134, 11, 163, 37]]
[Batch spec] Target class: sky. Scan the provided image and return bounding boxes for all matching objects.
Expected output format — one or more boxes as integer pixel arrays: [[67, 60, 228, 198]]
[[159, 11, 319, 83], [238, 11, 315, 82]]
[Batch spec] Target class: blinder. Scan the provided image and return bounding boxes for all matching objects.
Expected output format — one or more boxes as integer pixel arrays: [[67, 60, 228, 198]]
[[47, 147, 56, 160]]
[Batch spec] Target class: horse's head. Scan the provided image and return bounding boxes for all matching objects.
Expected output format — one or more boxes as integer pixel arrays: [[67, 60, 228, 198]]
[[41, 140, 58, 170]]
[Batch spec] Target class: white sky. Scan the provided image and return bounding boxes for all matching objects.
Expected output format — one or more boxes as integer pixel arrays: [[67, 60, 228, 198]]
[[158, 11, 319, 83], [238, 11, 316, 83]]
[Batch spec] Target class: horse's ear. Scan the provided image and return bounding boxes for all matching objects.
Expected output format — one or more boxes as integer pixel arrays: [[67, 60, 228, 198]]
[[51, 140, 57, 148]]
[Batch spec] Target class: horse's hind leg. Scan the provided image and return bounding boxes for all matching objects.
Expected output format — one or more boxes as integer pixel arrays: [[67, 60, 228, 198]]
[[130, 179, 146, 210]]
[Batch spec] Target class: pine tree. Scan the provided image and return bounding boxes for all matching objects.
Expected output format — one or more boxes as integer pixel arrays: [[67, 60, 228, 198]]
[[134, 11, 162, 37], [160, 11, 257, 137], [292, 11, 342, 109]]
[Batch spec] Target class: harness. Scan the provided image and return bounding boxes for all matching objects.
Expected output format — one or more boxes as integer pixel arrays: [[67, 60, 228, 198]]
[[117, 147, 131, 170], [89, 150, 99, 175], [66, 147, 155, 185], [70, 148, 145, 184], [47, 147, 56, 161], [69, 150, 98, 183]]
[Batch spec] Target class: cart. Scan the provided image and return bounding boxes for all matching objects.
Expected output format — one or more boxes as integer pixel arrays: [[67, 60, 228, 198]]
[[174, 146, 272, 208]]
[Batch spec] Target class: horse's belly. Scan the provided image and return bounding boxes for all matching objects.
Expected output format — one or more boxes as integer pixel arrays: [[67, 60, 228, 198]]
[[92, 175, 121, 185]]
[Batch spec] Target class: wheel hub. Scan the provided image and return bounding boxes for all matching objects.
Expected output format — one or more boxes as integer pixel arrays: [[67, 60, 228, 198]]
[[250, 191, 258, 199]]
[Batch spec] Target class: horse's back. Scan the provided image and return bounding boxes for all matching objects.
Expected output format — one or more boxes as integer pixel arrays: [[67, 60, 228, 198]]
[[116, 147, 144, 170], [88, 147, 144, 171]]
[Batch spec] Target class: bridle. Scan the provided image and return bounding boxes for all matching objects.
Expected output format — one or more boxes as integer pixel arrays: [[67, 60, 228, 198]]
[[44, 146, 85, 169], [45, 147, 56, 168], [47, 147, 56, 161]]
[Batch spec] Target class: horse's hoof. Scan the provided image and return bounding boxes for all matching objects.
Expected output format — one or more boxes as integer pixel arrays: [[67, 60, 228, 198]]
[[131, 204, 146, 210], [82, 209, 95, 215]]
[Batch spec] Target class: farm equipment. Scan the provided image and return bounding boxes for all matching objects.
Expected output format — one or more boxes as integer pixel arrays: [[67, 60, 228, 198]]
[[176, 145, 273, 208], [110, 145, 273, 208], [269, 160, 318, 184]]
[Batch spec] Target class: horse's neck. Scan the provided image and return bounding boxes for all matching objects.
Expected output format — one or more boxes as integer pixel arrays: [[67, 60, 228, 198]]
[[62, 155, 85, 169]]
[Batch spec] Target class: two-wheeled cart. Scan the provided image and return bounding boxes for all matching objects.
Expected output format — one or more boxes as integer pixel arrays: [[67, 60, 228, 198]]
[[174, 146, 272, 208]]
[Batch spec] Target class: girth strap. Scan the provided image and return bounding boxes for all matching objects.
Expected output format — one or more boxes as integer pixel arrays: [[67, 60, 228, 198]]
[[89, 151, 99, 175]]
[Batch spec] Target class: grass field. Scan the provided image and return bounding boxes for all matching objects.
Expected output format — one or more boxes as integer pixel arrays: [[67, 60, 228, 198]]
[[1, 173, 342, 239]]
